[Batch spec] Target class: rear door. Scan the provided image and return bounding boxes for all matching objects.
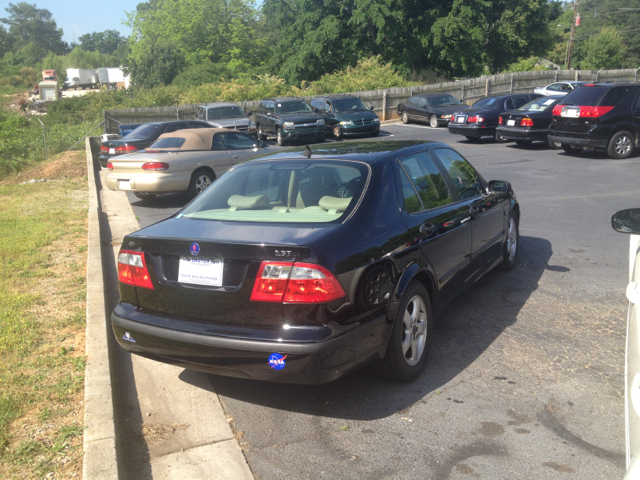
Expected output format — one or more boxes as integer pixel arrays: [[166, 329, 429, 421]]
[[634, 89, 640, 127], [417, 96, 429, 120], [395, 150, 472, 306], [221, 132, 262, 164]]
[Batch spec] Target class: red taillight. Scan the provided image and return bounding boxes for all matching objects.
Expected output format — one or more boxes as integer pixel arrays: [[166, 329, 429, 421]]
[[100, 144, 108, 152], [579, 106, 614, 118], [498, 117, 503, 125], [552, 105, 562, 116], [115, 144, 138, 153], [584, 84, 595, 87], [520, 118, 534, 127], [142, 162, 170, 171], [107, 162, 113, 170], [467, 116, 477, 123], [118, 250, 154, 289], [250, 261, 346, 303]]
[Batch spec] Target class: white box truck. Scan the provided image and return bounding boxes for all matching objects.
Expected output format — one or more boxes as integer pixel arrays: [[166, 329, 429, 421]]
[[98, 67, 128, 89], [63, 68, 98, 90]]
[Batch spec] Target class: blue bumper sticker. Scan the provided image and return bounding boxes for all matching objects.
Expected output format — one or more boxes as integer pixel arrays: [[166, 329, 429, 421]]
[[268, 353, 287, 370]]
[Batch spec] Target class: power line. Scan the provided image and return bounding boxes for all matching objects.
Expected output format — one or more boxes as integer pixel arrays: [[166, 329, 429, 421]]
[[575, 27, 640, 40]]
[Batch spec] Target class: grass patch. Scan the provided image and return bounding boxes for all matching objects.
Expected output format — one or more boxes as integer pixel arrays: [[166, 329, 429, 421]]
[[0, 151, 88, 478]]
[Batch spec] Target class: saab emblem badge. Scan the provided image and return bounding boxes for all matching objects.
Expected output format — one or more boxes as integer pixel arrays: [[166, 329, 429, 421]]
[[190, 243, 200, 255], [268, 353, 287, 370], [122, 332, 136, 343]]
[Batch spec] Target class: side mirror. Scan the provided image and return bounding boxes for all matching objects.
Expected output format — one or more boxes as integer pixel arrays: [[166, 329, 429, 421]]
[[370, 105, 375, 111], [612, 208, 640, 234], [245, 110, 253, 116], [488, 180, 512, 195]]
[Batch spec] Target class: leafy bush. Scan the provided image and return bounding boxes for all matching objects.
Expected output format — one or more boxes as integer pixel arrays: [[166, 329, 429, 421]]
[[501, 57, 550, 73]]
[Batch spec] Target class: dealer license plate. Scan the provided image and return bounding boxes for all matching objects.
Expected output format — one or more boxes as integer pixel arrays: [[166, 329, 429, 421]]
[[456, 116, 465, 123], [118, 180, 132, 190], [178, 257, 223, 286], [109, 148, 115, 154], [507, 119, 515, 126], [561, 107, 580, 118]]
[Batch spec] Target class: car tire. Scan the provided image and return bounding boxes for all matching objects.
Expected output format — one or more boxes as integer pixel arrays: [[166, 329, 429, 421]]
[[498, 212, 519, 271], [257, 125, 266, 141], [276, 128, 286, 146], [607, 130, 634, 159], [465, 136, 481, 142], [373, 281, 432, 382], [494, 131, 509, 143], [402, 111, 410, 124], [187, 168, 215, 199], [561, 144, 583, 154], [333, 124, 342, 139], [429, 115, 439, 128], [133, 192, 156, 200], [515, 140, 532, 147], [548, 138, 562, 149]]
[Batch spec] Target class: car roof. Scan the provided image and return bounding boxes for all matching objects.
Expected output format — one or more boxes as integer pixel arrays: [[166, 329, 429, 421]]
[[315, 95, 360, 100], [264, 97, 303, 102], [413, 93, 459, 98], [154, 128, 241, 150], [145, 120, 209, 126], [245, 140, 453, 164], [199, 102, 241, 108]]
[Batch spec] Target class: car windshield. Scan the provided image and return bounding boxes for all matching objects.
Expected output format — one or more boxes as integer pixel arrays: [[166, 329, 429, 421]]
[[472, 97, 503, 110], [148, 137, 186, 149], [332, 98, 369, 112], [518, 97, 560, 112], [179, 160, 369, 224], [428, 95, 461, 107], [207, 106, 245, 120], [126, 124, 161, 140], [276, 101, 313, 115]]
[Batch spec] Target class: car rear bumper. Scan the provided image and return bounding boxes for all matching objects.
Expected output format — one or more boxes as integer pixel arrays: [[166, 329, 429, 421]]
[[105, 171, 192, 193], [496, 126, 549, 141], [448, 124, 496, 137], [111, 309, 389, 384], [547, 132, 608, 149]]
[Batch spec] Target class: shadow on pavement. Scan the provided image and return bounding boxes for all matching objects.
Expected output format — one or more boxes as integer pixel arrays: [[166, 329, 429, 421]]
[[210, 235, 552, 421]]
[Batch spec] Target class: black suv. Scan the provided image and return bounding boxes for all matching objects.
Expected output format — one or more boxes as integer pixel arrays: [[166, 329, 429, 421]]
[[254, 97, 326, 146], [548, 83, 640, 159], [99, 120, 212, 167]]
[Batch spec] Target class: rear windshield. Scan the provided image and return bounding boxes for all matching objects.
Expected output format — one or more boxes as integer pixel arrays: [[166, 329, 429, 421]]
[[518, 97, 561, 112], [559, 86, 607, 106], [208, 106, 245, 120], [179, 160, 369, 224], [472, 97, 503, 110], [126, 124, 161, 140], [148, 137, 185, 149]]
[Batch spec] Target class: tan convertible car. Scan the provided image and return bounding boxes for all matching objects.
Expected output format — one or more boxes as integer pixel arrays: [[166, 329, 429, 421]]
[[105, 128, 275, 199]]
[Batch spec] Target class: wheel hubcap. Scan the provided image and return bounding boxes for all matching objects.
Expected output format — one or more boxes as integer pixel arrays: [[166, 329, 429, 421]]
[[401, 295, 427, 366], [277, 130, 282, 143], [507, 217, 517, 262], [194, 175, 211, 195], [334, 126, 340, 137], [403, 112, 408, 123], [430, 117, 437, 127], [614, 135, 631, 156]]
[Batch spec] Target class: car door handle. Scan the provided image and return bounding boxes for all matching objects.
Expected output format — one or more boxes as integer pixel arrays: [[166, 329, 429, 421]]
[[419, 222, 435, 236], [232, 155, 239, 159]]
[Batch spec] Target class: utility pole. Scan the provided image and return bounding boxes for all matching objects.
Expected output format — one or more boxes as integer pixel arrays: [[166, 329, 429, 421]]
[[567, 0, 578, 69]]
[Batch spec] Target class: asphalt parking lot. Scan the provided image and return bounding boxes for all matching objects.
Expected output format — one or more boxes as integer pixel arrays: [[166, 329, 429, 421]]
[[125, 123, 638, 479]]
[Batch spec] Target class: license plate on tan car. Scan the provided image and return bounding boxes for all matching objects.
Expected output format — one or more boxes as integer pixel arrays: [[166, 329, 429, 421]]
[[178, 258, 223, 286], [118, 180, 132, 190]]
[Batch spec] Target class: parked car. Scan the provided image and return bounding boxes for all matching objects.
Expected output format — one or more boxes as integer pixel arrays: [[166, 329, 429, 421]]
[[496, 96, 564, 148], [533, 81, 588, 96], [448, 93, 543, 142], [309, 95, 380, 139], [110, 140, 520, 384], [548, 83, 640, 159], [611, 208, 640, 479], [105, 128, 277, 199], [196, 102, 256, 135], [254, 97, 326, 146], [99, 120, 212, 168], [397, 93, 470, 127]]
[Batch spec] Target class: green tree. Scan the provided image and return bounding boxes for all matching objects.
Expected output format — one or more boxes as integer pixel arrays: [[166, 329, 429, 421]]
[[579, 27, 626, 69], [126, 43, 186, 88], [0, 25, 14, 58], [0, 2, 67, 54], [79, 30, 127, 55]]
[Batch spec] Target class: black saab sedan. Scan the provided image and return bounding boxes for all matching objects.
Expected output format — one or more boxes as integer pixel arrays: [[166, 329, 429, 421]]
[[496, 96, 564, 149], [397, 93, 470, 127], [448, 93, 542, 142], [111, 141, 520, 384]]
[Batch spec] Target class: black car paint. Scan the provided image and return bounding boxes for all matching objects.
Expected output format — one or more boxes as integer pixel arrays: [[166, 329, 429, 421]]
[[111, 141, 519, 384], [496, 96, 563, 143], [98, 120, 213, 168], [548, 83, 640, 151], [253, 97, 325, 144], [448, 94, 542, 139], [397, 94, 471, 126]]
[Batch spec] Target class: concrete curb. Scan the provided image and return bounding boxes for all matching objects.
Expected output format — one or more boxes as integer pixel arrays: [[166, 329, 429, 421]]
[[83, 137, 120, 479], [380, 118, 401, 126]]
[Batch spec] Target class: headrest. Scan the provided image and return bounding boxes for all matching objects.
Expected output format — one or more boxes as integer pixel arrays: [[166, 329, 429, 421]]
[[318, 196, 352, 213], [227, 195, 270, 210]]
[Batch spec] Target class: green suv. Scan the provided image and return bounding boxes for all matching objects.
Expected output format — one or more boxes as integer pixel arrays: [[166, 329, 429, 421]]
[[254, 97, 326, 146], [310, 96, 380, 139]]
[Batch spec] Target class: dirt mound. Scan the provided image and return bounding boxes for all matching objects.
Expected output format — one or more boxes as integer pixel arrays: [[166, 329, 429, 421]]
[[0, 150, 87, 185]]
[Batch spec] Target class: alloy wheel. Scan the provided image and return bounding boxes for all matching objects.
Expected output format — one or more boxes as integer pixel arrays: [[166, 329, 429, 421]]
[[614, 134, 631, 157], [401, 295, 427, 366], [402, 111, 409, 124], [429, 115, 438, 128], [194, 174, 212, 195], [507, 217, 517, 263]]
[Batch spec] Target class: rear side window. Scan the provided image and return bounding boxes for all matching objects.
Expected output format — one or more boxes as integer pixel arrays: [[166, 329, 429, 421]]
[[432, 149, 483, 200], [559, 86, 607, 106], [126, 124, 161, 140], [408, 96, 419, 106], [600, 86, 635, 106], [149, 137, 185, 149], [179, 160, 369, 224], [398, 152, 452, 212]]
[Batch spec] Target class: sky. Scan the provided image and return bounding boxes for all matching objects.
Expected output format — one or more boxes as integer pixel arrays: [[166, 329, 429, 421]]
[[1, 0, 135, 44]]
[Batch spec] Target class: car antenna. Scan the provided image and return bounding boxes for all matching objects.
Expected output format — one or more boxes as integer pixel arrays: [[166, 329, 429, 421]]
[[302, 145, 312, 159]]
